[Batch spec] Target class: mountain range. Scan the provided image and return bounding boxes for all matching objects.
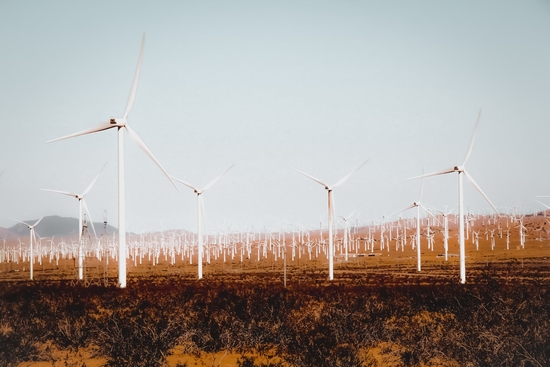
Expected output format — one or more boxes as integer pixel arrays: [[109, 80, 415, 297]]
[[3, 215, 117, 239]]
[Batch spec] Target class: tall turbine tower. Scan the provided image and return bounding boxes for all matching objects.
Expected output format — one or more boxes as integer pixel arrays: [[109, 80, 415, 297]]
[[292, 160, 368, 280], [47, 35, 178, 288], [172, 165, 234, 279], [409, 110, 498, 284]]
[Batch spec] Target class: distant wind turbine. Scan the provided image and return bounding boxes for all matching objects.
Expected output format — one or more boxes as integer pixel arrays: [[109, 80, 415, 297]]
[[172, 164, 234, 280], [391, 176, 440, 272], [430, 206, 453, 261], [41, 163, 106, 279], [292, 159, 368, 280], [408, 110, 498, 284], [46, 35, 178, 288], [337, 206, 360, 262], [11, 214, 47, 280]]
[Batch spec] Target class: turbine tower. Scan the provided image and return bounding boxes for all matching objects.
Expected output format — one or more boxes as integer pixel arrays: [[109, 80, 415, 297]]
[[47, 35, 178, 288], [292, 159, 368, 280], [172, 165, 234, 279], [409, 110, 498, 284]]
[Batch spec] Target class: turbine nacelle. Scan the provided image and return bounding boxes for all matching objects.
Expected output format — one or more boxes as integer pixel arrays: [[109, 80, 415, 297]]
[[454, 165, 464, 172], [109, 118, 126, 127]]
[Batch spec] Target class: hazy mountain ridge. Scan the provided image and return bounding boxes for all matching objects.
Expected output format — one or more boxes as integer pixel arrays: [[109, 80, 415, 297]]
[[0, 227, 19, 240], [6, 215, 117, 238]]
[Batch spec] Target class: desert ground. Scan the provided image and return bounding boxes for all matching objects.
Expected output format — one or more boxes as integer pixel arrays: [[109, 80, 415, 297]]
[[2, 214, 549, 285], [1, 214, 549, 367]]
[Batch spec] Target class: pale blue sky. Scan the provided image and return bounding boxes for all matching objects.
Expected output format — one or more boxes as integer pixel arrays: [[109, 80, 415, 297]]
[[1, 1, 549, 233]]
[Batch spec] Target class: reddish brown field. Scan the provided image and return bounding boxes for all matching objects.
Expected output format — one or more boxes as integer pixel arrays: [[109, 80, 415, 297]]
[[2, 215, 549, 285], [1, 215, 549, 367]]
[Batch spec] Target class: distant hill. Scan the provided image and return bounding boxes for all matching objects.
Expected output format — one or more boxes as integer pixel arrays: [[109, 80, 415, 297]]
[[0, 227, 19, 240], [7, 215, 117, 238]]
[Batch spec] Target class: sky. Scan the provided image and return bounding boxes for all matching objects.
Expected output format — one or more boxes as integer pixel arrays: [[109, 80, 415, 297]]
[[0, 0, 549, 234]]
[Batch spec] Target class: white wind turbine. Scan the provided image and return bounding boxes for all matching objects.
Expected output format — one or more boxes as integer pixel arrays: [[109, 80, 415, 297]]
[[292, 160, 368, 280], [408, 110, 498, 284], [47, 35, 177, 288], [41, 164, 105, 280], [430, 206, 453, 261], [337, 206, 360, 262], [391, 177, 440, 272], [171, 164, 234, 280], [11, 214, 47, 280]]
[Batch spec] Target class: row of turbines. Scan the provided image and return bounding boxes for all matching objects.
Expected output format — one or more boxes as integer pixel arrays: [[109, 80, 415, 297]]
[[9, 35, 547, 288], [4, 208, 542, 285]]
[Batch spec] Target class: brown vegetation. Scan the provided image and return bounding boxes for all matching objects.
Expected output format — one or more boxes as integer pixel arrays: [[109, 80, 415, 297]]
[[1, 261, 549, 367]]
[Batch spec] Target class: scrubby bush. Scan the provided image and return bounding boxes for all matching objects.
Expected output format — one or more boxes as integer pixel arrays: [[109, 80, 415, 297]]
[[0, 271, 548, 367]]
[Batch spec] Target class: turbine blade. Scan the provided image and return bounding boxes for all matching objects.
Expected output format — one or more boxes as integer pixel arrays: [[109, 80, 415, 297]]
[[463, 109, 482, 166], [123, 34, 145, 119], [390, 203, 416, 218], [31, 211, 49, 228], [345, 205, 361, 220], [407, 167, 456, 180], [419, 203, 442, 225], [291, 167, 329, 188], [171, 176, 199, 192], [11, 218, 31, 228], [536, 200, 550, 210], [82, 199, 97, 238], [125, 124, 179, 191], [47, 121, 114, 143], [82, 162, 107, 197], [202, 164, 235, 192], [41, 188, 78, 198], [200, 194, 206, 234], [464, 170, 498, 215], [333, 159, 369, 188]]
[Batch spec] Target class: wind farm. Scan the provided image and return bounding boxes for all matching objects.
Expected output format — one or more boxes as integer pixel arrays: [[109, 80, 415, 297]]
[[1, 1, 550, 366]]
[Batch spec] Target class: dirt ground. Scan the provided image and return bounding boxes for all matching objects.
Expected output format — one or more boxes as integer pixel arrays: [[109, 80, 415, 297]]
[[2, 214, 549, 284], [3, 215, 550, 367]]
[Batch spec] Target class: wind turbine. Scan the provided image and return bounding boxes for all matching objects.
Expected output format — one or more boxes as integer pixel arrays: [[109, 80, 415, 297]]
[[292, 159, 368, 280], [390, 176, 440, 272], [408, 110, 498, 284], [41, 164, 105, 279], [337, 206, 360, 262], [11, 214, 47, 280], [171, 164, 234, 280], [46, 35, 178, 288], [430, 206, 453, 261]]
